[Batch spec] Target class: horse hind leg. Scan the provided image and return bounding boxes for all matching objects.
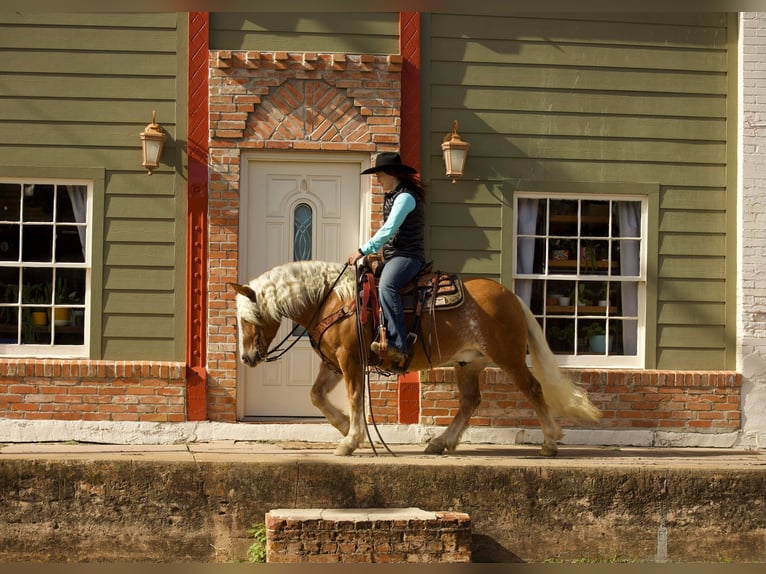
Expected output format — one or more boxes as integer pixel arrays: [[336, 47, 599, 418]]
[[310, 363, 349, 436], [424, 360, 486, 455], [503, 364, 562, 456]]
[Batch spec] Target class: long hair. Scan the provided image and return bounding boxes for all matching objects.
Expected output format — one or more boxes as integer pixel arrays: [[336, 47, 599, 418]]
[[382, 168, 427, 201]]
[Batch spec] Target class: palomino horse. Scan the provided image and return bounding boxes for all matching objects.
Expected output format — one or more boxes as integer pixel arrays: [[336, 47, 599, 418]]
[[230, 260, 601, 456]]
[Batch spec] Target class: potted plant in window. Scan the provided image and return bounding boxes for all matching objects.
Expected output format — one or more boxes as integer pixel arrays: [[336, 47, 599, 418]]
[[584, 322, 612, 353], [54, 276, 79, 326]]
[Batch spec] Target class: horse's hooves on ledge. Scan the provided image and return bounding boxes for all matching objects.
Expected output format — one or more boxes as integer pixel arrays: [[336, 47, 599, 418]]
[[539, 447, 559, 457]]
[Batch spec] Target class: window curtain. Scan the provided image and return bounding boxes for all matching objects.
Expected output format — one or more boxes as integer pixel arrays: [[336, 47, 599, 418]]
[[617, 203, 640, 356], [65, 186, 87, 259], [515, 198, 539, 306]]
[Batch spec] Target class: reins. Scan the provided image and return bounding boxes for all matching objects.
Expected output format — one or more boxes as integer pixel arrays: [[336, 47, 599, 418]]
[[353, 261, 396, 457]]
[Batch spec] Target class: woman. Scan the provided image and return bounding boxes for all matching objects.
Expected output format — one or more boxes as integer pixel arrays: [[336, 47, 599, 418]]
[[348, 152, 426, 372]]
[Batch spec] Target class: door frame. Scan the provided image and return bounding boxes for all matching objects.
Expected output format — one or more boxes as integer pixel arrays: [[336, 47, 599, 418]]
[[235, 150, 371, 420]]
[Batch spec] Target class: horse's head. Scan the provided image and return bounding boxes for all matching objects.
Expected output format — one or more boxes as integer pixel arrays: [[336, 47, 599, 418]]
[[229, 282, 281, 367]]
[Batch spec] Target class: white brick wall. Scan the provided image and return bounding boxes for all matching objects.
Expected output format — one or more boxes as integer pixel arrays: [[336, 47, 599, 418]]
[[739, 13, 766, 447]]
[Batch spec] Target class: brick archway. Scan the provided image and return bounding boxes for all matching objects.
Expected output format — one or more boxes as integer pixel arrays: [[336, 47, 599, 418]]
[[206, 51, 403, 421]]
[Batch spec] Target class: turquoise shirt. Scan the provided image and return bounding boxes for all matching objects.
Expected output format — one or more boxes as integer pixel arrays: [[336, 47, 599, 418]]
[[360, 192, 416, 255]]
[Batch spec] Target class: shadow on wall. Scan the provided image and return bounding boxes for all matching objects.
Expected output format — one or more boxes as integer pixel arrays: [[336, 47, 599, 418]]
[[471, 534, 526, 563]]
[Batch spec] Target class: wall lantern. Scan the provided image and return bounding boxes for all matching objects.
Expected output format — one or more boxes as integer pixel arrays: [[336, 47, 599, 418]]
[[139, 111, 166, 175], [441, 120, 470, 183]]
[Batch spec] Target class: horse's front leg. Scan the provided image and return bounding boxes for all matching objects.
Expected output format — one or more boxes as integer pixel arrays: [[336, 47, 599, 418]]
[[310, 363, 349, 436], [333, 359, 366, 456], [425, 360, 486, 454]]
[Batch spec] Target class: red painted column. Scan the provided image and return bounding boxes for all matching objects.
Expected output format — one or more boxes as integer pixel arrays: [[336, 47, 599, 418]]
[[398, 12, 422, 424], [186, 12, 209, 421]]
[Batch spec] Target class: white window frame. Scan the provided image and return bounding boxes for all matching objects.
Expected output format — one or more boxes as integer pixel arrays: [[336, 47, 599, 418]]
[[513, 192, 647, 368], [0, 178, 92, 358]]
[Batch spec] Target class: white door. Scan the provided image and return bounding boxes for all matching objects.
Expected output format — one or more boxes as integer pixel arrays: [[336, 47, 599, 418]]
[[240, 153, 364, 417]]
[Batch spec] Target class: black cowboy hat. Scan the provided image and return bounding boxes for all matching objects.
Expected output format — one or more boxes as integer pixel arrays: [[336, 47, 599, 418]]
[[361, 152, 417, 175]]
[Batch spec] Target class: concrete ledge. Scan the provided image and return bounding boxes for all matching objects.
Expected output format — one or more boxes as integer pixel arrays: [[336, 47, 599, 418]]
[[265, 507, 471, 563], [0, 418, 758, 448]]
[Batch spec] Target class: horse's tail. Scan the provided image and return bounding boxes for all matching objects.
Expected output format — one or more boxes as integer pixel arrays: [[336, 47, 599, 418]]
[[516, 295, 602, 425]]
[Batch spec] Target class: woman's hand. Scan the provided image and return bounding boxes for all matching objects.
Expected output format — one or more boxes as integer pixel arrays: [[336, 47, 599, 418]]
[[348, 250, 363, 265]]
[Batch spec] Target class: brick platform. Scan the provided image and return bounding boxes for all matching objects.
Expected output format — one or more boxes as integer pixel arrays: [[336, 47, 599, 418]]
[[265, 507, 471, 563]]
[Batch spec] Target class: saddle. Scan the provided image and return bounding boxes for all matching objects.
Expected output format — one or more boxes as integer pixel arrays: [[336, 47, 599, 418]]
[[360, 254, 465, 315]]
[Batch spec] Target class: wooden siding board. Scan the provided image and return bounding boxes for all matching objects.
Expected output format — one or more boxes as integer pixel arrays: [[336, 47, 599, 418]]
[[104, 244, 177, 268], [430, 13, 728, 48], [104, 268, 175, 291], [0, 74, 177, 101], [656, 349, 725, 371], [0, 50, 178, 76], [0, 122, 177, 148], [0, 26, 177, 52], [434, 87, 726, 118], [101, 339, 174, 360], [431, 62, 727, 95], [0, 13, 178, 27], [431, 110, 727, 141], [209, 12, 398, 53], [447, 134, 726, 165], [658, 302, 725, 325], [431, 227, 500, 251], [659, 234, 725, 257], [658, 256, 726, 280], [430, 157, 727, 188], [658, 279, 726, 302], [431, 39, 727, 73], [105, 220, 175, 243], [103, 292, 175, 315], [0, 98, 177, 125], [105, 196, 176, 219]]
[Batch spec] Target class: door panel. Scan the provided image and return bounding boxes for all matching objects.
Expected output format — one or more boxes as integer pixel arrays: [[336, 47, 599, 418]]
[[242, 156, 362, 417]]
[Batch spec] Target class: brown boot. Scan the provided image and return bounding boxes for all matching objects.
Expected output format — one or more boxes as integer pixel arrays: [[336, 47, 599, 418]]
[[388, 348, 409, 374]]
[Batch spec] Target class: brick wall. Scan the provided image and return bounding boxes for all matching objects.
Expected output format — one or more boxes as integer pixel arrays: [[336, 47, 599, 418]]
[[207, 50, 402, 422], [418, 368, 741, 432], [740, 13, 766, 447], [0, 360, 186, 422], [265, 508, 471, 563]]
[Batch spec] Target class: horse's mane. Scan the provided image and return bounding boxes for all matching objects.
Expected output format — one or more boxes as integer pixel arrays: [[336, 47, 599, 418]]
[[237, 260, 355, 324]]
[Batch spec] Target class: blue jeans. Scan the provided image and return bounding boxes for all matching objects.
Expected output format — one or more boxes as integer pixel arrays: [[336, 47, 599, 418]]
[[378, 256, 423, 353]]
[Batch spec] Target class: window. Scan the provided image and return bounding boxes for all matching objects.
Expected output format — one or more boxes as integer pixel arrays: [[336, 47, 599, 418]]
[[0, 180, 89, 356], [514, 193, 646, 367]]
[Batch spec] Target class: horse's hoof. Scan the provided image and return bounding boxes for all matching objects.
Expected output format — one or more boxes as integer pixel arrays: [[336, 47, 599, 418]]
[[540, 444, 558, 457], [334, 441, 356, 456], [424, 441, 446, 455]]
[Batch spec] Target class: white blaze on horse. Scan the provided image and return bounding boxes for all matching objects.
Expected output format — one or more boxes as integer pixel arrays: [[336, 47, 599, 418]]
[[230, 260, 601, 456]]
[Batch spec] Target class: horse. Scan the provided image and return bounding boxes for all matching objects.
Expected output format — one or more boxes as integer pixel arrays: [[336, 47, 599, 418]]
[[230, 259, 601, 456]]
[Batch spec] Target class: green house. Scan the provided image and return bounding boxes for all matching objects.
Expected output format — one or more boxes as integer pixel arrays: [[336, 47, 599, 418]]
[[0, 9, 760, 449]]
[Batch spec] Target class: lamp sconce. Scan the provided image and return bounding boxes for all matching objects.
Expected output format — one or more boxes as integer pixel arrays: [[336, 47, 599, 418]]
[[441, 120, 470, 183], [139, 111, 166, 175]]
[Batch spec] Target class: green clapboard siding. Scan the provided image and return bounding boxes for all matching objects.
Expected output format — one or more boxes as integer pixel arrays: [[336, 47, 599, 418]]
[[425, 12, 733, 369], [210, 12, 399, 53], [0, 13, 184, 361]]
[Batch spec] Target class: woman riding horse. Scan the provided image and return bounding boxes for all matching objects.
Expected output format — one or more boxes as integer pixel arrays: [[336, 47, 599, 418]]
[[348, 152, 426, 373]]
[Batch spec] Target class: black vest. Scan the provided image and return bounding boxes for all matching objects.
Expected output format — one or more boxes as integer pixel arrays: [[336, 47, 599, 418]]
[[382, 184, 425, 261]]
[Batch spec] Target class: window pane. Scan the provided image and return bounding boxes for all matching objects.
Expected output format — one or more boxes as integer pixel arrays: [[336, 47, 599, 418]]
[[55, 226, 85, 263], [55, 268, 85, 305], [0, 184, 21, 222], [22, 225, 52, 262], [22, 268, 52, 304], [293, 203, 312, 261], [23, 184, 53, 223], [0, 224, 19, 261]]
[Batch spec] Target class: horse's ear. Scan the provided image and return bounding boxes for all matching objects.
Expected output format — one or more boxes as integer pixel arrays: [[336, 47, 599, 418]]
[[228, 282, 257, 302]]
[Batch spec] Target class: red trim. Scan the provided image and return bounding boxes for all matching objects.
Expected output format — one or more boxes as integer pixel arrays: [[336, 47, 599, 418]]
[[186, 12, 209, 421], [399, 12, 421, 172], [398, 371, 420, 424], [398, 13, 421, 423]]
